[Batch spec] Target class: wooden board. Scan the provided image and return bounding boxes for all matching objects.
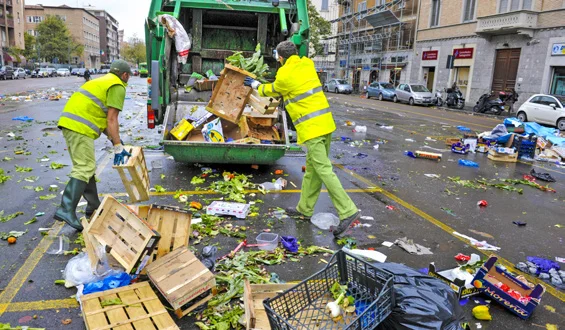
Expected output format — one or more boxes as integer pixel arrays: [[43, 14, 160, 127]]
[[487, 149, 518, 163], [206, 64, 256, 124], [82, 282, 179, 330], [85, 195, 160, 274], [145, 204, 192, 266], [113, 147, 150, 203], [239, 116, 281, 142], [146, 247, 215, 319], [243, 280, 296, 330], [248, 90, 279, 115]]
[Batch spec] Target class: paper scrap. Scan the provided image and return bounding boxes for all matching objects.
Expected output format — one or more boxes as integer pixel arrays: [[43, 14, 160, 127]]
[[555, 257, 565, 264], [382, 241, 394, 247], [360, 216, 375, 221]]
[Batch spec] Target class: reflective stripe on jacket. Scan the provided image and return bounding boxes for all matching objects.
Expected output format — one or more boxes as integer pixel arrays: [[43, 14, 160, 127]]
[[58, 73, 126, 139], [258, 55, 336, 144]]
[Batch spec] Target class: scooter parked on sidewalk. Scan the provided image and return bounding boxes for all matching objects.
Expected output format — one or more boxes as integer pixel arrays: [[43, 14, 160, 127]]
[[473, 91, 506, 115], [502, 88, 519, 114], [433, 90, 443, 107], [444, 83, 465, 109]]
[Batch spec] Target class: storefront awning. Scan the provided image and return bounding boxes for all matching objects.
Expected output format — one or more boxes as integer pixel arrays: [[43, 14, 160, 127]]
[[2, 51, 13, 62], [365, 10, 400, 28]]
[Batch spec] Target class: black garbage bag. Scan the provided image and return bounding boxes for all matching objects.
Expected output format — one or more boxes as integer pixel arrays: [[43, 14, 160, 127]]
[[530, 168, 556, 182], [374, 263, 466, 330]]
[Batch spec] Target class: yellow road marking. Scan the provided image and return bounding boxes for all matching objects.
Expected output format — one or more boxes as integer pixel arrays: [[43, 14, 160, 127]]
[[334, 163, 565, 302], [104, 188, 383, 197], [0, 298, 79, 313]]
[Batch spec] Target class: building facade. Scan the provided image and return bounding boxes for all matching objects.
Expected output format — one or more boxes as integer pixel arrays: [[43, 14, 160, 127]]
[[1, 0, 25, 64], [333, 0, 418, 91], [88, 9, 120, 63], [24, 5, 100, 68], [411, 0, 565, 107], [311, 0, 339, 83]]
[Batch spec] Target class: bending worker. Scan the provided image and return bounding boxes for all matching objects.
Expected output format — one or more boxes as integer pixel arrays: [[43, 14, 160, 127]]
[[244, 41, 360, 238], [55, 60, 132, 230]]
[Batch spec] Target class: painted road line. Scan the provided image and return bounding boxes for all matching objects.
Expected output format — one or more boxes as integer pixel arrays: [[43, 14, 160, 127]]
[[334, 163, 565, 302], [102, 188, 383, 197], [0, 221, 65, 316], [0, 298, 79, 313]]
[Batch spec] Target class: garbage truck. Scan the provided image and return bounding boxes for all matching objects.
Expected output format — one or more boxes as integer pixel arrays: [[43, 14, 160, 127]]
[[144, 0, 310, 164]]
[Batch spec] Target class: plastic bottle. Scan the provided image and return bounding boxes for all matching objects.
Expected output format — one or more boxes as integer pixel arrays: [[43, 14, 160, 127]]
[[458, 159, 479, 167]]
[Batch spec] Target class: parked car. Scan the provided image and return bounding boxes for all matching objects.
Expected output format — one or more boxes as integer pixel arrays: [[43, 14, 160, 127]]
[[395, 83, 434, 106], [71, 68, 80, 76], [99, 68, 110, 74], [517, 94, 565, 131], [37, 68, 50, 78], [30, 69, 39, 78], [77, 68, 87, 77], [0, 66, 15, 80], [133, 69, 139, 76], [45, 67, 57, 77], [14, 68, 27, 79], [367, 82, 396, 101], [57, 68, 71, 77], [323, 79, 353, 94]]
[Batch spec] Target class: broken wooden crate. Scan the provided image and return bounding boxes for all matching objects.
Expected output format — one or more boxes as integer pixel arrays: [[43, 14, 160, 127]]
[[146, 247, 216, 319], [85, 195, 161, 274], [206, 64, 256, 124], [243, 280, 295, 330], [248, 89, 279, 115], [81, 281, 179, 330], [145, 204, 192, 266], [112, 146, 150, 203]]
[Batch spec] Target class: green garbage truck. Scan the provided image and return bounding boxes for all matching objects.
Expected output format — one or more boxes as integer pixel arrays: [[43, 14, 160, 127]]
[[144, 0, 310, 164]]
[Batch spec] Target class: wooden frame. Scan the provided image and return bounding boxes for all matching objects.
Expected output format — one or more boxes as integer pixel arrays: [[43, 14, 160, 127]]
[[113, 146, 150, 203], [85, 195, 160, 274], [248, 89, 279, 115], [146, 247, 216, 319], [243, 280, 296, 330], [82, 281, 179, 330], [145, 204, 192, 266]]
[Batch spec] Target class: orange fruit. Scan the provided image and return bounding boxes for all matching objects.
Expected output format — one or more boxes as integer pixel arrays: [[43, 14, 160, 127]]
[[7, 237, 17, 244]]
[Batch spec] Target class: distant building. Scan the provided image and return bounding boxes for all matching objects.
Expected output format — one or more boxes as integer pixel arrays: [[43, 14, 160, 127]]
[[310, 0, 339, 83], [24, 4, 100, 68], [88, 9, 120, 64], [1, 0, 25, 65]]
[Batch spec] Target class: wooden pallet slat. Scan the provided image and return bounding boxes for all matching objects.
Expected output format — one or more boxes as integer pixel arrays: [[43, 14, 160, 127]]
[[244, 281, 296, 330], [113, 146, 150, 203]]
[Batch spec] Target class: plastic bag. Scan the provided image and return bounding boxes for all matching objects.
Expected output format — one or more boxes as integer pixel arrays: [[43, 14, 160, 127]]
[[159, 14, 191, 64], [46, 235, 70, 255], [281, 236, 299, 253], [82, 272, 131, 295], [458, 159, 479, 167], [374, 263, 466, 330], [63, 253, 100, 288], [310, 213, 339, 230]]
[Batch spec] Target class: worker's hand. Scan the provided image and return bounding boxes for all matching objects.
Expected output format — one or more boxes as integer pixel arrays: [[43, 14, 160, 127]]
[[113, 144, 131, 166], [244, 77, 260, 89]]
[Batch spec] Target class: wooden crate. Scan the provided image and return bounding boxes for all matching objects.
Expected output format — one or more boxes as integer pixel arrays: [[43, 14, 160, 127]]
[[85, 195, 161, 274], [248, 90, 279, 115], [113, 146, 150, 203], [487, 149, 518, 163], [146, 247, 216, 319], [194, 79, 216, 92], [244, 280, 295, 330], [445, 138, 461, 146], [146, 204, 192, 264], [82, 281, 179, 330], [206, 64, 256, 124], [239, 116, 281, 142]]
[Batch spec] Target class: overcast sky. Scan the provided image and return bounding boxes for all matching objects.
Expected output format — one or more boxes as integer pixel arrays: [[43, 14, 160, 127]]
[[27, 0, 149, 40]]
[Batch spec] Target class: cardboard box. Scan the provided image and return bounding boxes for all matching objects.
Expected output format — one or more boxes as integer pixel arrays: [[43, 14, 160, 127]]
[[488, 149, 518, 162], [428, 263, 480, 299], [472, 256, 545, 319], [170, 119, 194, 140], [202, 117, 225, 142]]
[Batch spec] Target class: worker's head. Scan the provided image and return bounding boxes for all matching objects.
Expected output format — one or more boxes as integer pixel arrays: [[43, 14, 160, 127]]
[[275, 41, 298, 65], [110, 60, 133, 83]]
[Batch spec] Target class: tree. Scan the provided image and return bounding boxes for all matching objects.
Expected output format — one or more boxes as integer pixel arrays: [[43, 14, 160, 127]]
[[307, 0, 331, 57], [23, 33, 36, 61], [36, 15, 82, 63], [121, 35, 146, 65]]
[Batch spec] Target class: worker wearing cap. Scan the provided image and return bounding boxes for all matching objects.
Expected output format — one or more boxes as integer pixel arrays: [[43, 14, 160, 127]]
[[244, 41, 360, 238], [55, 60, 133, 230]]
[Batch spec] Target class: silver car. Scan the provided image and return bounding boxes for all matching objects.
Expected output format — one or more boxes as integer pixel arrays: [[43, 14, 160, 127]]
[[324, 79, 353, 94], [395, 83, 434, 106]]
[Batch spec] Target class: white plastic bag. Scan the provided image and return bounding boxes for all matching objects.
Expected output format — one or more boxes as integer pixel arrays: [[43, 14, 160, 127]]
[[159, 15, 192, 64], [311, 213, 339, 230], [63, 252, 99, 288]]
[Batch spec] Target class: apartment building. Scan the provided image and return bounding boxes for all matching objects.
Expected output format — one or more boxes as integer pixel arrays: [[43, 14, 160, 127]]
[[1, 0, 25, 64], [333, 0, 418, 91], [24, 5, 100, 68], [311, 0, 340, 82], [88, 9, 120, 63], [411, 0, 565, 106]]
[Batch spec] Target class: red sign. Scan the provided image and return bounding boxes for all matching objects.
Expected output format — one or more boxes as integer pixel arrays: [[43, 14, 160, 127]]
[[422, 50, 438, 61], [453, 48, 474, 59]]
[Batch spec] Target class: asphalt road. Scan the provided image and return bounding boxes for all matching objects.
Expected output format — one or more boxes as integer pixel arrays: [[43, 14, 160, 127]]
[[0, 79, 563, 329]]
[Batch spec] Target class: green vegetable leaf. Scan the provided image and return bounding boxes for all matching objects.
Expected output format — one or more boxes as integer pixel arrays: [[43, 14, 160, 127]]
[[34, 186, 44, 192], [0, 168, 11, 184], [0, 230, 27, 240], [154, 185, 166, 193], [39, 194, 57, 200], [49, 162, 66, 170], [15, 165, 32, 172], [24, 217, 37, 225], [0, 211, 24, 223], [191, 176, 206, 185]]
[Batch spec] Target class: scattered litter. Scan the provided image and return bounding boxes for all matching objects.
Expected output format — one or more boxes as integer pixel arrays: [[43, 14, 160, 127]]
[[472, 306, 492, 321], [12, 116, 34, 122], [457, 126, 472, 132], [353, 125, 367, 133], [530, 168, 555, 182], [259, 178, 287, 192], [556, 257, 565, 263], [255, 232, 279, 251], [468, 229, 494, 239], [476, 323, 482, 329], [477, 200, 488, 207], [386, 205, 397, 211], [458, 159, 479, 167], [382, 241, 394, 247], [206, 201, 250, 219], [440, 207, 457, 216], [373, 144, 379, 150], [453, 232, 500, 251], [513, 221, 527, 227], [281, 236, 299, 253], [342, 247, 387, 262], [425, 137, 437, 142], [405, 138, 416, 142], [311, 213, 339, 230], [360, 216, 375, 221], [424, 174, 440, 178], [46, 235, 71, 255], [82, 272, 131, 295], [395, 237, 433, 255], [353, 152, 368, 159], [6, 132, 15, 138]]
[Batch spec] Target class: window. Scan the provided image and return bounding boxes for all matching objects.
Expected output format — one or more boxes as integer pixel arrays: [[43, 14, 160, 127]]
[[358, 1, 367, 12], [430, 0, 441, 27], [463, 0, 476, 21], [321, 0, 328, 11], [539, 96, 559, 106], [376, 0, 385, 6], [499, 0, 532, 13]]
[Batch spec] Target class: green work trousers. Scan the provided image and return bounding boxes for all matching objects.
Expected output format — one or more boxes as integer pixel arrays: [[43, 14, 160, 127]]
[[62, 128, 96, 183], [297, 133, 357, 220]]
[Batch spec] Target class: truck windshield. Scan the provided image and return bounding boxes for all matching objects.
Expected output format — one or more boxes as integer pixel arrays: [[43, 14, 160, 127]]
[[139, 63, 147, 71]]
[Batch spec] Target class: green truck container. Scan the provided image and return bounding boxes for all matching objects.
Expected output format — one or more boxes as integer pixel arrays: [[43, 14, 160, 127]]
[[145, 0, 310, 164]]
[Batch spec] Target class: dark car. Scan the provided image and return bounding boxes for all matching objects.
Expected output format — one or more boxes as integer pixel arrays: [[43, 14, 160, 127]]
[[71, 68, 80, 76], [0, 66, 15, 80]]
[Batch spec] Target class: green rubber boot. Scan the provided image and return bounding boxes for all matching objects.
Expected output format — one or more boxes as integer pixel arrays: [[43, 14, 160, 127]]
[[54, 178, 88, 230], [84, 176, 101, 218]]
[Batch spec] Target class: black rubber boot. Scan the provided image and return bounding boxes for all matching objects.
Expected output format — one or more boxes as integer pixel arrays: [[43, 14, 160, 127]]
[[284, 207, 311, 220], [332, 211, 360, 238], [54, 178, 88, 230], [84, 176, 101, 218]]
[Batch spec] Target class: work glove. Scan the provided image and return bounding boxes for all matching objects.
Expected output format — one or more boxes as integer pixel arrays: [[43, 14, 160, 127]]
[[113, 144, 131, 166], [244, 77, 260, 90]]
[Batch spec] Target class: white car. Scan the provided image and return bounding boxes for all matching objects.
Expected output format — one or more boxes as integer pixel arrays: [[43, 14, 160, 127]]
[[517, 94, 565, 131], [57, 68, 70, 77], [14, 68, 27, 79]]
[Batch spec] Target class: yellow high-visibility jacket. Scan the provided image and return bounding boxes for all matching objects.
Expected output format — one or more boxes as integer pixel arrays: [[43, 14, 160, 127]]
[[258, 55, 336, 144], [58, 73, 126, 139]]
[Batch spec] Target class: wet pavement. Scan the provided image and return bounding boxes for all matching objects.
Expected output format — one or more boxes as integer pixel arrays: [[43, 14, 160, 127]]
[[0, 82, 564, 329]]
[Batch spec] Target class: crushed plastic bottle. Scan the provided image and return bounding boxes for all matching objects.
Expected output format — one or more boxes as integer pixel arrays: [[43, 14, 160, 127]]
[[458, 159, 479, 167], [311, 213, 339, 230], [259, 178, 287, 192], [353, 125, 367, 133]]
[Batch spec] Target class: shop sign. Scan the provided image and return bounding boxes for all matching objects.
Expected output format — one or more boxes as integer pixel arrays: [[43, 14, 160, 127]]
[[363, 65, 371, 71], [453, 48, 474, 59], [339, 60, 346, 67], [552, 43, 565, 56], [422, 50, 438, 60]]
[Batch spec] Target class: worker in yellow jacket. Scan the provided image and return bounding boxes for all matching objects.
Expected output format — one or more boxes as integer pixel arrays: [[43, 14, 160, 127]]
[[244, 41, 359, 238], [55, 60, 132, 230]]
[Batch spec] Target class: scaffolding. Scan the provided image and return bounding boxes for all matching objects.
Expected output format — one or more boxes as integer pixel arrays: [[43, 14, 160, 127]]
[[325, 0, 417, 90]]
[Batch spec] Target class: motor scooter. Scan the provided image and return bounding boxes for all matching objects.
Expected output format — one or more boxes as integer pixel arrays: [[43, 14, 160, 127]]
[[444, 83, 465, 109], [473, 91, 505, 115]]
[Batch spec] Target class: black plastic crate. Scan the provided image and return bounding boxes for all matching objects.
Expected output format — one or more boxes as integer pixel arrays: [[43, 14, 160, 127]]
[[512, 134, 537, 159], [264, 250, 394, 330]]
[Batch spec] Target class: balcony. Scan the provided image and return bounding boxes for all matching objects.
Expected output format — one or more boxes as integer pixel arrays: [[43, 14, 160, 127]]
[[0, 16, 15, 28], [476, 10, 538, 38], [0, 0, 14, 7]]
